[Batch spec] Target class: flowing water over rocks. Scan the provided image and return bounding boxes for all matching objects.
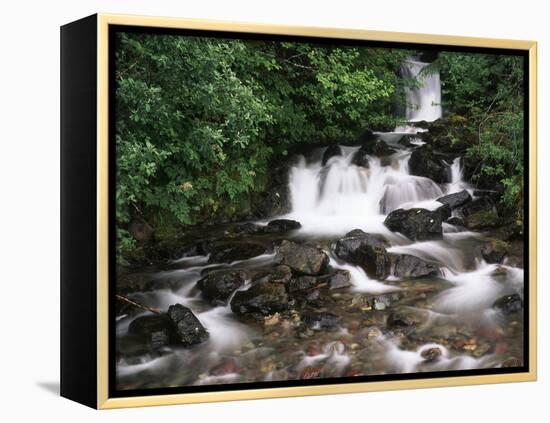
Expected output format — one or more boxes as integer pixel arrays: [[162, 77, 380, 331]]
[[115, 59, 524, 390]]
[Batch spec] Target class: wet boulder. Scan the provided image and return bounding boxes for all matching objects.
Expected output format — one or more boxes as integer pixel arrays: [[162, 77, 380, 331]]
[[127, 314, 175, 350], [327, 269, 352, 290], [263, 219, 302, 234], [230, 282, 289, 316], [462, 197, 495, 216], [392, 254, 440, 278], [446, 216, 465, 227], [334, 229, 390, 279], [301, 311, 340, 330], [480, 239, 510, 264], [434, 204, 452, 221], [437, 190, 472, 209], [167, 304, 209, 346], [492, 294, 523, 315], [252, 265, 293, 285], [207, 241, 266, 263], [357, 139, 395, 157], [351, 149, 370, 168], [421, 347, 443, 362], [386, 308, 424, 329], [409, 145, 450, 183], [251, 159, 292, 218], [322, 144, 343, 165], [197, 270, 247, 305], [357, 129, 378, 143], [276, 240, 329, 275], [465, 211, 500, 230], [384, 208, 443, 241], [231, 222, 263, 235], [287, 276, 324, 293]]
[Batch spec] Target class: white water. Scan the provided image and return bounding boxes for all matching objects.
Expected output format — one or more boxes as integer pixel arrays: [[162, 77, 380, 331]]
[[401, 59, 442, 123], [287, 148, 445, 237]]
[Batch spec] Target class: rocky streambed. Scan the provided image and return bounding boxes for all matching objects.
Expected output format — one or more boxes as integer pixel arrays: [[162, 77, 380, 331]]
[[116, 185, 524, 390]]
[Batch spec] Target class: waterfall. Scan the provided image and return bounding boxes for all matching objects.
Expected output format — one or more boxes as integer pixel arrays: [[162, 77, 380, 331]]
[[401, 59, 442, 123], [116, 54, 523, 389], [287, 146, 444, 236]]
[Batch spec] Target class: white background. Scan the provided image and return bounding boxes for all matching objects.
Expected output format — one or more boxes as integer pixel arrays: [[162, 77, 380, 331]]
[[0, 0, 546, 421]]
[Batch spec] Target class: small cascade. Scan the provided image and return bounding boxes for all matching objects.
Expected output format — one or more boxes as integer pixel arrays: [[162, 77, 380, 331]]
[[401, 58, 442, 123], [446, 157, 470, 194], [287, 146, 446, 235]]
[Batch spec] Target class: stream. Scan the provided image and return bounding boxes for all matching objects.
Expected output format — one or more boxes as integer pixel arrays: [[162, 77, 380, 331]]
[[115, 58, 524, 391]]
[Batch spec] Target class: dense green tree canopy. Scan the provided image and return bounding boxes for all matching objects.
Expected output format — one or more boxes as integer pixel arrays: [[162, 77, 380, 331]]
[[115, 32, 525, 261], [115, 32, 409, 258]]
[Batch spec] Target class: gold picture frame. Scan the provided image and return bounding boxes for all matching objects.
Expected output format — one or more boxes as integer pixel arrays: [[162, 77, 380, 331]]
[[61, 13, 537, 409]]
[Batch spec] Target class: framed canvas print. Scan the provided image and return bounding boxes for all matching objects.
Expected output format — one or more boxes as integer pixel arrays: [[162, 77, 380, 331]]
[[60, 14, 537, 409]]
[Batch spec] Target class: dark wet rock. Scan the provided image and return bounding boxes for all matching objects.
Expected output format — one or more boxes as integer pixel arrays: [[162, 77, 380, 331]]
[[287, 276, 323, 293], [301, 311, 340, 330], [328, 269, 352, 290], [322, 144, 343, 165], [420, 116, 473, 156], [409, 145, 450, 183], [264, 219, 302, 233], [276, 240, 329, 275], [461, 197, 500, 230], [493, 294, 523, 315], [435, 204, 452, 221], [231, 282, 289, 316], [398, 135, 417, 148], [380, 156, 393, 167], [437, 190, 472, 209], [386, 309, 423, 329], [351, 149, 370, 168], [167, 304, 209, 346], [333, 229, 390, 279], [446, 216, 465, 227], [372, 140, 396, 157], [384, 208, 443, 241], [480, 239, 510, 264], [197, 270, 247, 305], [127, 314, 174, 349], [208, 241, 266, 263], [252, 265, 293, 285], [358, 139, 395, 157], [465, 210, 500, 230], [251, 159, 292, 218], [357, 129, 378, 143], [421, 347, 442, 362], [302, 289, 325, 308], [392, 254, 440, 278], [231, 222, 263, 235]]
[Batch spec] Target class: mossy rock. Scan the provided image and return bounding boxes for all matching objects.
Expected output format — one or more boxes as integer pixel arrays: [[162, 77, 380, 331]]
[[480, 239, 510, 263], [464, 209, 500, 230]]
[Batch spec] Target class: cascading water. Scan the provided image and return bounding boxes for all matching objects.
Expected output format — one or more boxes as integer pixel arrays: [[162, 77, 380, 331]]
[[287, 147, 445, 236], [401, 58, 442, 123], [115, 56, 524, 390]]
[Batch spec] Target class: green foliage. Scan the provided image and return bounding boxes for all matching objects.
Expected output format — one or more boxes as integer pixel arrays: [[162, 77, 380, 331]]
[[115, 32, 408, 260], [430, 53, 524, 208]]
